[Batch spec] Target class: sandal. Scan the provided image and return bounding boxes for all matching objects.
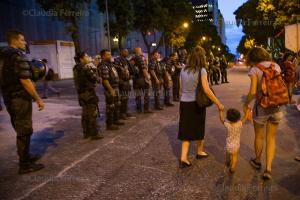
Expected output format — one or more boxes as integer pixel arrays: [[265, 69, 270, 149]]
[[262, 170, 272, 180], [196, 152, 209, 159], [250, 158, 261, 170], [179, 160, 192, 169]]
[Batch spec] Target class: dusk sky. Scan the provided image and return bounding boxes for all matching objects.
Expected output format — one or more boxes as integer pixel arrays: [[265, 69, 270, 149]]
[[218, 0, 248, 54]]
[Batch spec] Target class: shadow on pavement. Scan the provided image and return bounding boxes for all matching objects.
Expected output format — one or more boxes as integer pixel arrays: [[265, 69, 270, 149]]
[[277, 169, 300, 196], [30, 128, 64, 156], [164, 123, 181, 159]]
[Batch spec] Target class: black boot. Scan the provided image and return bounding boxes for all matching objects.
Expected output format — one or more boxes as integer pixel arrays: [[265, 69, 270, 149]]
[[136, 96, 142, 113], [155, 95, 163, 110], [18, 135, 45, 174]]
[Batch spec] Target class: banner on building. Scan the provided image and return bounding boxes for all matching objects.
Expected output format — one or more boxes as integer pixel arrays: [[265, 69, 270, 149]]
[[285, 23, 300, 53]]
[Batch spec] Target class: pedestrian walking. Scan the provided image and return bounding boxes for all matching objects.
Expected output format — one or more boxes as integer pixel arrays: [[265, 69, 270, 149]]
[[178, 46, 224, 168], [41, 59, 60, 99], [243, 47, 286, 180], [0, 30, 45, 174], [219, 108, 251, 173]]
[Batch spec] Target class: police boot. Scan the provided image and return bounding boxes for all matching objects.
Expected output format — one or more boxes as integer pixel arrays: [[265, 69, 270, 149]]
[[144, 94, 153, 114], [154, 95, 163, 110], [113, 102, 125, 126], [120, 97, 128, 120], [106, 104, 119, 130], [164, 93, 174, 107], [18, 135, 44, 174], [136, 96, 142, 113]]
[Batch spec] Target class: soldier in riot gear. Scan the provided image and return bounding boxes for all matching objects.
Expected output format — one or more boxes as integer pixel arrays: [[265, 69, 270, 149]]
[[149, 51, 164, 110], [131, 47, 153, 113], [114, 49, 134, 119], [73, 51, 103, 140], [0, 30, 45, 174], [164, 53, 177, 106], [220, 55, 229, 83], [172, 53, 183, 102], [100, 49, 124, 130]]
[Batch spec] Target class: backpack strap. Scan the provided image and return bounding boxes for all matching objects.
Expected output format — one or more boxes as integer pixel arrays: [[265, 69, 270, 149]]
[[255, 62, 275, 72]]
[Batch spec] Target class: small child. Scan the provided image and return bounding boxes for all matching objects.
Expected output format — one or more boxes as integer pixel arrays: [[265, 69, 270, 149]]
[[219, 108, 251, 173]]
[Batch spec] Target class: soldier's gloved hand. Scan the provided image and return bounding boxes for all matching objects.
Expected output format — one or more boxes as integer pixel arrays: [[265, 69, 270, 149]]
[[36, 98, 45, 111]]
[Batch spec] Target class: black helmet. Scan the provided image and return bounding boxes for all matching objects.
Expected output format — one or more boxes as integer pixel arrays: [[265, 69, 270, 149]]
[[30, 59, 46, 81]]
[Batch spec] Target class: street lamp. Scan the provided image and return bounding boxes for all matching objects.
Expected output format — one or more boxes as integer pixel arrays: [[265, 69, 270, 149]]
[[202, 36, 206, 41], [113, 37, 119, 43], [218, 47, 221, 51], [183, 22, 189, 29]]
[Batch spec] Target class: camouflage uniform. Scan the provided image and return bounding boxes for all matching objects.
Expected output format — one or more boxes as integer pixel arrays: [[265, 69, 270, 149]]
[[132, 55, 151, 113], [99, 60, 122, 127], [114, 57, 131, 118], [149, 58, 165, 110], [164, 59, 176, 106], [172, 60, 183, 101], [220, 58, 229, 83], [0, 47, 34, 167], [73, 63, 101, 138]]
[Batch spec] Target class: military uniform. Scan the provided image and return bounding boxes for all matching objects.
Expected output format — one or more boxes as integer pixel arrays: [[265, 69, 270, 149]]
[[114, 57, 131, 118], [172, 60, 183, 101], [73, 63, 101, 139], [164, 59, 176, 106], [99, 60, 123, 127], [0, 47, 34, 167], [220, 58, 229, 83], [132, 55, 151, 113], [149, 58, 165, 110]]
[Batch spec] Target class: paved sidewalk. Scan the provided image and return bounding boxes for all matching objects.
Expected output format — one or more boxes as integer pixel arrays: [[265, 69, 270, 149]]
[[0, 66, 299, 200]]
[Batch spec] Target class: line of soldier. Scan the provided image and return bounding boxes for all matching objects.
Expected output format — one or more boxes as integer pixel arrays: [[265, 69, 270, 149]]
[[208, 56, 229, 85], [73, 47, 188, 140]]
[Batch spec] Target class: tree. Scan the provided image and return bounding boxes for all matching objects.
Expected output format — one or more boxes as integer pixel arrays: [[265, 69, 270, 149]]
[[97, 0, 134, 49], [37, 0, 91, 53], [132, 0, 194, 58], [257, 0, 300, 28], [234, 0, 300, 54]]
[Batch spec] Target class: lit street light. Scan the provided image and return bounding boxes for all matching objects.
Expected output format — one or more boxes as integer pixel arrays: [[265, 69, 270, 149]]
[[183, 22, 189, 28]]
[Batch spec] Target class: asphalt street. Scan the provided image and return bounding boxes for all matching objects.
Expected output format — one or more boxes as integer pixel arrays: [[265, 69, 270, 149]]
[[0, 66, 299, 200]]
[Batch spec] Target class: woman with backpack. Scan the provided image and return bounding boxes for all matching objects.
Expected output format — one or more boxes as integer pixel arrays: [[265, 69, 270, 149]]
[[243, 47, 285, 180]]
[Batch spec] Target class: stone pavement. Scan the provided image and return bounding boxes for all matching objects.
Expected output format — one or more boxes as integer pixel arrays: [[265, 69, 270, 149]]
[[0, 66, 299, 200]]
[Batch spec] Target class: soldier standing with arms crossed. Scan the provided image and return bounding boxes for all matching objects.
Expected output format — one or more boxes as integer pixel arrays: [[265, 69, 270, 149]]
[[73, 52, 104, 140], [100, 49, 124, 130], [0, 30, 45, 174]]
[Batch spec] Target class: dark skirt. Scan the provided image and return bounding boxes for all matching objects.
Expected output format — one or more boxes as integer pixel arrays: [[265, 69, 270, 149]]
[[178, 101, 206, 141]]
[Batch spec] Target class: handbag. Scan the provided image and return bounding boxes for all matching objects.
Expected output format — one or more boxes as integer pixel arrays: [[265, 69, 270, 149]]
[[196, 68, 214, 108]]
